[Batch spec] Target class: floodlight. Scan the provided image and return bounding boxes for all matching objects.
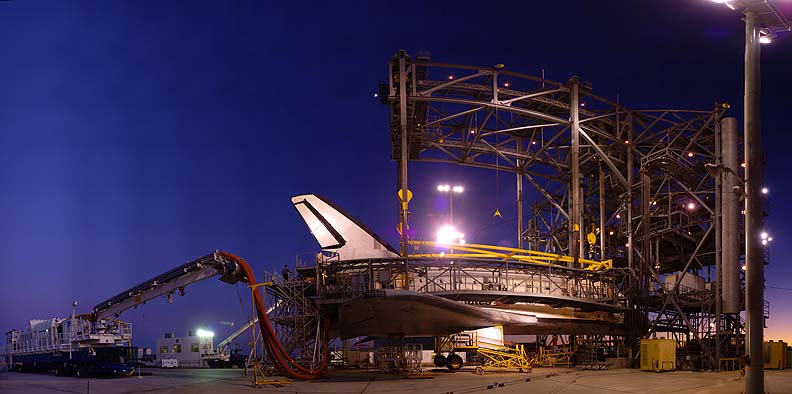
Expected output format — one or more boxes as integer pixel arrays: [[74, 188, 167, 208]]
[[437, 225, 464, 245], [196, 329, 214, 338]]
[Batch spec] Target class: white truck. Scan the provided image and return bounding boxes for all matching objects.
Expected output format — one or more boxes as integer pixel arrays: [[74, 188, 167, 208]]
[[161, 358, 179, 368]]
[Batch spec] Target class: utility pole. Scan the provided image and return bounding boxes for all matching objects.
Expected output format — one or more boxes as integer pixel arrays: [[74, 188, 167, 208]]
[[743, 10, 764, 394], [706, 3, 789, 391]]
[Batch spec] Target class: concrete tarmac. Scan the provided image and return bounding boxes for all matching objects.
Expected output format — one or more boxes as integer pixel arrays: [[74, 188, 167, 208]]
[[2, 367, 792, 393]]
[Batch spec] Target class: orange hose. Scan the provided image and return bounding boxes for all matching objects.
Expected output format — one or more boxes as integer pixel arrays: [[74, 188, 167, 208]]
[[226, 251, 327, 379], [229, 251, 328, 379], [218, 251, 329, 379]]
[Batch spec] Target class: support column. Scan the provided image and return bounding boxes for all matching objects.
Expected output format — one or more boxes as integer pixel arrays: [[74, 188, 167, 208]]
[[626, 112, 637, 360], [517, 156, 523, 250], [569, 78, 581, 266], [721, 117, 740, 315], [626, 113, 634, 272], [743, 10, 764, 394], [641, 173, 651, 272], [714, 116, 722, 370], [398, 52, 410, 289], [599, 164, 605, 259]]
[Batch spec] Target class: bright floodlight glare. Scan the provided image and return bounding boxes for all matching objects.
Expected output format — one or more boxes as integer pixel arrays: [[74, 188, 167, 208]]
[[710, 0, 728, 3], [762, 187, 768, 194], [768, 237, 773, 242], [759, 35, 772, 44], [762, 239, 768, 245], [761, 232, 768, 240], [453, 185, 464, 193], [437, 225, 464, 245], [687, 202, 696, 210], [196, 329, 214, 338], [437, 184, 451, 192]]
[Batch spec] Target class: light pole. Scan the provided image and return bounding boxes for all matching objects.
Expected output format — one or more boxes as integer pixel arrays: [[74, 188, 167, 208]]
[[437, 184, 464, 225], [707, 2, 789, 393]]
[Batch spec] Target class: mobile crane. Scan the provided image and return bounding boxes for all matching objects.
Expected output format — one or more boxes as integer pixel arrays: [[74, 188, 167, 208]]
[[3, 251, 329, 380], [203, 318, 258, 368]]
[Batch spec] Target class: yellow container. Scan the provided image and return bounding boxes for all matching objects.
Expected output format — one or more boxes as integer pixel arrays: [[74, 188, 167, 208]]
[[640, 339, 676, 372], [764, 341, 787, 370]]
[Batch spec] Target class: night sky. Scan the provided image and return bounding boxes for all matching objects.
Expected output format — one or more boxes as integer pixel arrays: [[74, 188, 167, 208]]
[[1, 1, 791, 349]]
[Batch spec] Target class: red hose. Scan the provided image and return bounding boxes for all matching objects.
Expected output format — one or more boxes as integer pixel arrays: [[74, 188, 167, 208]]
[[218, 251, 329, 379]]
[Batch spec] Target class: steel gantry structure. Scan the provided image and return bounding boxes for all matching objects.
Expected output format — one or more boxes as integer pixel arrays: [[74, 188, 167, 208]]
[[382, 51, 756, 369]]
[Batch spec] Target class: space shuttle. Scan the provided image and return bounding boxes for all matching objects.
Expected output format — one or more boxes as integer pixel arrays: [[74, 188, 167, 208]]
[[290, 194, 624, 340]]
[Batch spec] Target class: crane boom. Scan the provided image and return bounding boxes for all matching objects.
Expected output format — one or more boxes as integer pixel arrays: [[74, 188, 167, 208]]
[[217, 318, 257, 351], [92, 252, 244, 321], [87, 250, 329, 380]]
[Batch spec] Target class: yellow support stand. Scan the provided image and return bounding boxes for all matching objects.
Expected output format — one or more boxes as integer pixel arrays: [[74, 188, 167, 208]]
[[533, 346, 575, 367], [476, 344, 533, 373]]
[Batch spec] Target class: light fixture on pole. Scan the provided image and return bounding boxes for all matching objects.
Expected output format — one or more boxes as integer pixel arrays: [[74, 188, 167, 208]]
[[705, 2, 789, 393], [437, 184, 464, 225], [759, 30, 776, 44]]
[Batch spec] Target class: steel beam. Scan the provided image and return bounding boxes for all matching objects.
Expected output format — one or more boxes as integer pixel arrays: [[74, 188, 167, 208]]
[[714, 116, 722, 370], [599, 164, 605, 260], [569, 79, 581, 266], [398, 52, 410, 283], [418, 70, 490, 97], [517, 154, 524, 250]]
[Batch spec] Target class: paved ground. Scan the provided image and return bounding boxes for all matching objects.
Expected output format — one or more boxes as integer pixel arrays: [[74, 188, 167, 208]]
[[1, 367, 791, 394]]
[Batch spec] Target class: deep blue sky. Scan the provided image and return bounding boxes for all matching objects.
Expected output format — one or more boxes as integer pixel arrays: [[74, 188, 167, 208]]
[[1, 1, 791, 348]]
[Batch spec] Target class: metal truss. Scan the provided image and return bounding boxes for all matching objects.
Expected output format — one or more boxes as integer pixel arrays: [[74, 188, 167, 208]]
[[312, 256, 620, 308], [383, 51, 743, 369], [265, 278, 322, 370]]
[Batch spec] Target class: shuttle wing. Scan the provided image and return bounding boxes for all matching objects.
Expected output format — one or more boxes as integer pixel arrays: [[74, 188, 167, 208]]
[[291, 194, 400, 260], [336, 290, 538, 339]]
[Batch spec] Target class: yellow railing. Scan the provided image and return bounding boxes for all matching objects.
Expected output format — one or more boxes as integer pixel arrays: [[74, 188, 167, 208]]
[[408, 240, 612, 272]]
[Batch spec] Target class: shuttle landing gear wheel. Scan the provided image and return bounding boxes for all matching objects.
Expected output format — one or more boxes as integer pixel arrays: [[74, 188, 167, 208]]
[[446, 354, 463, 371], [433, 355, 447, 368]]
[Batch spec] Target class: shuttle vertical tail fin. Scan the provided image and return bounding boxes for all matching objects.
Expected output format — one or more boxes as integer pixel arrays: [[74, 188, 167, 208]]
[[291, 194, 400, 260]]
